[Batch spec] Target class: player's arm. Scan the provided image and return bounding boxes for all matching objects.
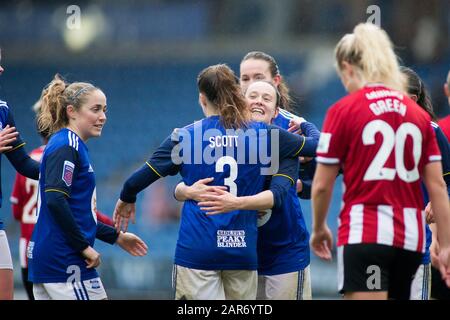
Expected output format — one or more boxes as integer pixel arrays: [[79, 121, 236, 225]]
[[434, 126, 450, 195], [4, 112, 39, 180], [44, 146, 99, 267], [174, 178, 228, 202], [198, 157, 298, 214], [115, 134, 181, 232], [297, 159, 317, 199], [119, 135, 180, 203], [0, 124, 18, 153], [10, 173, 25, 221], [310, 163, 339, 261], [272, 122, 320, 158]]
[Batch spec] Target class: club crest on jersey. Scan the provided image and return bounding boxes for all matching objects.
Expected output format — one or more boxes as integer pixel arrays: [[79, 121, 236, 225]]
[[90, 279, 101, 289], [62, 161, 75, 187]]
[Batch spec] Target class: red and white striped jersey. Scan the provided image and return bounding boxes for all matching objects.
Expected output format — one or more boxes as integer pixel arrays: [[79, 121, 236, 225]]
[[317, 84, 441, 253]]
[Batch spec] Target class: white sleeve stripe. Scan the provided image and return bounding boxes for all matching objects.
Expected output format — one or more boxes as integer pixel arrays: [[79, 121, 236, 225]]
[[278, 109, 296, 119], [316, 156, 340, 164], [429, 155, 442, 161], [68, 131, 73, 147]]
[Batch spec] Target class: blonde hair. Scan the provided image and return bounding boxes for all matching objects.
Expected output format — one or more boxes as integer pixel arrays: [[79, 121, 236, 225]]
[[38, 74, 99, 136], [335, 23, 407, 92]]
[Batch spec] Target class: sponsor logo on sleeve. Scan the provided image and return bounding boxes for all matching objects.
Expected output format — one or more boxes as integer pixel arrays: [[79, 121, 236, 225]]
[[62, 160, 75, 187], [317, 132, 332, 154]]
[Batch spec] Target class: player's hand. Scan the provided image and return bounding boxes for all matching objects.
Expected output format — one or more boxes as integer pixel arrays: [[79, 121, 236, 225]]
[[287, 117, 306, 134], [81, 246, 101, 269], [310, 225, 333, 261], [438, 245, 450, 288], [425, 202, 434, 224], [186, 177, 228, 202], [0, 125, 19, 153], [116, 232, 148, 256], [113, 199, 136, 233], [198, 189, 240, 215]]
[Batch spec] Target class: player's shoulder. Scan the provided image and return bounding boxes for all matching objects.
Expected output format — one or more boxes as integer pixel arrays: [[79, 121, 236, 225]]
[[277, 108, 298, 120], [46, 128, 81, 154], [0, 99, 10, 123], [0, 99, 9, 110]]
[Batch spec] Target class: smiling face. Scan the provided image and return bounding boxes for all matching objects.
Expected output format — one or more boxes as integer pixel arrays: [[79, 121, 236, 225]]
[[68, 89, 107, 141], [245, 81, 278, 124], [240, 59, 275, 94]]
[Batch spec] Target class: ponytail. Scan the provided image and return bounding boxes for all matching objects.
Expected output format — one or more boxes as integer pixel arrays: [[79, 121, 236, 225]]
[[335, 23, 407, 93], [198, 64, 250, 129], [38, 74, 99, 136]]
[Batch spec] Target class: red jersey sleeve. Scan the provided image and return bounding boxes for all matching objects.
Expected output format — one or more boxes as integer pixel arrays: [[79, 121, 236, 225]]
[[10, 173, 26, 221], [316, 103, 349, 165], [422, 122, 442, 166], [96, 210, 114, 226]]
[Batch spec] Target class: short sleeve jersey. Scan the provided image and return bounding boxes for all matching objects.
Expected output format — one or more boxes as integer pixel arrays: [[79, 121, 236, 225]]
[[28, 128, 98, 283], [316, 85, 441, 253]]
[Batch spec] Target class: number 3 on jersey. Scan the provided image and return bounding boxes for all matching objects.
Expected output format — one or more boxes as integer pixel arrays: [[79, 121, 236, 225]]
[[363, 120, 422, 182], [216, 156, 238, 196]]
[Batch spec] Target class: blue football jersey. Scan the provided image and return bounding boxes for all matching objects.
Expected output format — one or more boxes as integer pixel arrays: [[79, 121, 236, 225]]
[[0, 100, 26, 230], [28, 128, 98, 283], [146, 115, 302, 270], [422, 123, 450, 264], [258, 109, 311, 275]]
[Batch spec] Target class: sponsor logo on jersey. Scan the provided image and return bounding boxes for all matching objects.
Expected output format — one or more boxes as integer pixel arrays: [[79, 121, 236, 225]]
[[317, 132, 332, 153], [62, 160, 75, 187], [217, 230, 246, 248], [90, 278, 101, 289]]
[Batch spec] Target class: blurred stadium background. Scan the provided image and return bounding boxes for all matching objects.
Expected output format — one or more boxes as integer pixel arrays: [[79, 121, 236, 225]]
[[1, 0, 449, 299]]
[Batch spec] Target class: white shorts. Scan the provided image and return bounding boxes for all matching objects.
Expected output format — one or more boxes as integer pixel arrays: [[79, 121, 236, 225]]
[[173, 265, 257, 300], [256, 265, 312, 300], [410, 263, 431, 300], [0, 230, 13, 270], [33, 277, 107, 300]]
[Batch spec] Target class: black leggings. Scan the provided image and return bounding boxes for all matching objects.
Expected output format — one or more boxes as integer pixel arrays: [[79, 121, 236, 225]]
[[21, 268, 35, 300]]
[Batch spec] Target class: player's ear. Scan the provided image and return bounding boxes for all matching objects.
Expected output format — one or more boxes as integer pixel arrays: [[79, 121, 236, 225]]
[[273, 74, 282, 87], [66, 104, 77, 120], [273, 107, 279, 120], [444, 83, 450, 98], [199, 93, 207, 108]]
